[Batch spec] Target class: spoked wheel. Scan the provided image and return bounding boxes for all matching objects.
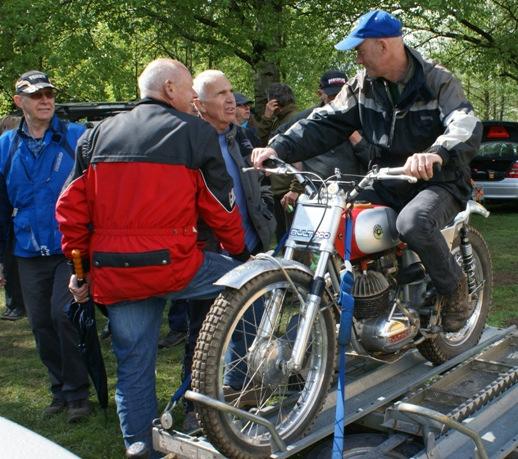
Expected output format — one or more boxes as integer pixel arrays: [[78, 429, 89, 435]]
[[192, 269, 337, 459], [418, 225, 493, 364]]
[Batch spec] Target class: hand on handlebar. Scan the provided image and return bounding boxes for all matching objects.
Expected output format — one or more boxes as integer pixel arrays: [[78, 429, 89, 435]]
[[402, 152, 443, 181], [251, 147, 278, 169]]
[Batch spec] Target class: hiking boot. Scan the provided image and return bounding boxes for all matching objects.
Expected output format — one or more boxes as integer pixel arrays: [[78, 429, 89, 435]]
[[43, 397, 66, 417], [441, 273, 472, 332], [181, 410, 200, 432], [223, 385, 263, 408], [67, 399, 91, 423], [158, 330, 186, 349]]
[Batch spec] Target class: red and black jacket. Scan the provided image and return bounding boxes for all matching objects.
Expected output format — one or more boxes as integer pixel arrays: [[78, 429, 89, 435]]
[[56, 98, 247, 305]]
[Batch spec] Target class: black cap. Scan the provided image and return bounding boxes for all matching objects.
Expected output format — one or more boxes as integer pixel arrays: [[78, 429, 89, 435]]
[[15, 70, 57, 95], [319, 70, 347, 96], [234, 92, 252, 106]]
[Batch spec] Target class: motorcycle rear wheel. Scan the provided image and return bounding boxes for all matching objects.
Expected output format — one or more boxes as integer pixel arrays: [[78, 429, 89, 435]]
[[191, 269, 337, 459], [417, 225, 492, 364]]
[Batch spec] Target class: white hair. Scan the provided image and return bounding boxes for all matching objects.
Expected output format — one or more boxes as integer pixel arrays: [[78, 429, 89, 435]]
[[138, 58, 187, 98], [193, 70, 226, 101]]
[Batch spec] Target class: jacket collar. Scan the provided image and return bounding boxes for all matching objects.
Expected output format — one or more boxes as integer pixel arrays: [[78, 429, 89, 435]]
[[397, 46, 434, 107]]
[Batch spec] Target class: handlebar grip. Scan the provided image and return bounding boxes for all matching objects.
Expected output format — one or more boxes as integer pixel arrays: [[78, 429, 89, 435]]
[[71, 249, 85, 286], [385, 166, 406, 175]]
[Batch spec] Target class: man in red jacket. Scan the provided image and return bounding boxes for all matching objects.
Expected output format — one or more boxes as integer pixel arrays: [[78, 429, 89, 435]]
[[56, 58, 248, 456]]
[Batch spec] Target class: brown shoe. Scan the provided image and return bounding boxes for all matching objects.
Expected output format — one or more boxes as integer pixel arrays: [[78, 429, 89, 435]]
[[43, 397, 66, 417], [67, 399, 91, 423], [441, 273, 471, 332]]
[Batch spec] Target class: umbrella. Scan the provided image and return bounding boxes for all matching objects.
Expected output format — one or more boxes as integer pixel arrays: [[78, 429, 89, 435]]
[[66, 250, 108, 410]]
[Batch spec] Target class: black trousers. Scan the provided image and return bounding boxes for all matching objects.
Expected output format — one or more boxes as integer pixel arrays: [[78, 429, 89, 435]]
[[17, 255, 89, 402], [3, 233, 25, 312]]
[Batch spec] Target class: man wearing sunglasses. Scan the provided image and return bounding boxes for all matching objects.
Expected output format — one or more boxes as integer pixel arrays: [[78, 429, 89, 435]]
[[0, 71, 91, 422]]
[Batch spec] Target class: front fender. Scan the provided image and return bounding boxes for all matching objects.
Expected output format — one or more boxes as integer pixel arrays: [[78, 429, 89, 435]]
[[214, 255, 313, 290]]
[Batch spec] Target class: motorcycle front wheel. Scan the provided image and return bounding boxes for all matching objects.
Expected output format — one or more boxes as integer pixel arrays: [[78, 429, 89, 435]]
[[191, 269, 337, 459]]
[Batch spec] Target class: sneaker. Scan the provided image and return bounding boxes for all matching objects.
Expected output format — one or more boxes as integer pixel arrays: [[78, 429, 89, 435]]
[[441, 273, 471, 332], [158, 330, 186, 349], [67, 399, 91, 423], [223, 385, 262, 408], [181, 410, 200, 432], [43, 397, 66, 417]]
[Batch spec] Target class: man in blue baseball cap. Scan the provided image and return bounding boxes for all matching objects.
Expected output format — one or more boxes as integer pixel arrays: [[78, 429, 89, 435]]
[[253, 9, 483, 334]]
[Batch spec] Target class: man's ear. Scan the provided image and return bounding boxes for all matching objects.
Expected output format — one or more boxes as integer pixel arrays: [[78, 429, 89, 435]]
[[13, 94, 23, 109], [194, 99, 206, 113]]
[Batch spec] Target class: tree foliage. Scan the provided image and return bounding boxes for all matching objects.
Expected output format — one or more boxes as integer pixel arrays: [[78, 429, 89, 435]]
[[0, 0, 516, 119]]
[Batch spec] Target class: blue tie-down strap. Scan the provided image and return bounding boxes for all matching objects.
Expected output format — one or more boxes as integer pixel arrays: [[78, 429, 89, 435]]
[[169, 374, 192, 406], [332, 216, 355, 459], [272, 231, 289, 257]]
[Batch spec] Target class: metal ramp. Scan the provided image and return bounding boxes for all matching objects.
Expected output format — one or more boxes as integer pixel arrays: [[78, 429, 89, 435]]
[[152, 327, 517, 458]]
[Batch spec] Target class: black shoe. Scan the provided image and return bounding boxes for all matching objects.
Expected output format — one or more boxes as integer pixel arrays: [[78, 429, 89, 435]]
[[43, 397, 66, 417], [67, 399, 91, 423], [1, 307, 25, 321], [158, 330, 186, 349], [181, 410, 200, 432], [441, 273, 471, 332], [100, 322, 111, 340]]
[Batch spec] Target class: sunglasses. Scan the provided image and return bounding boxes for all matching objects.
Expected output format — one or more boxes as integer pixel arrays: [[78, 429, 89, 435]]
[[25, 89, 56, 100]]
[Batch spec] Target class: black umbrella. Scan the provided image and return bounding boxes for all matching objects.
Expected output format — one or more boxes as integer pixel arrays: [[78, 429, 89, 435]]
[[66, 250, 108, 410]]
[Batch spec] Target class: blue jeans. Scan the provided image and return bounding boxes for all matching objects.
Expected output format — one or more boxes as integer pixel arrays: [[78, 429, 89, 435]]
[[107, 252, 240, 455]]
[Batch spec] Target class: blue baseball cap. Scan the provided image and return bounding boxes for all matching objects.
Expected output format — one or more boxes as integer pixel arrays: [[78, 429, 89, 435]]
[[335, 10, 402, 51]]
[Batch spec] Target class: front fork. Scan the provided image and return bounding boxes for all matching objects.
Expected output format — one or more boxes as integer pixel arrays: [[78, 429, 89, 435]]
[[285, 249, 331, 373]]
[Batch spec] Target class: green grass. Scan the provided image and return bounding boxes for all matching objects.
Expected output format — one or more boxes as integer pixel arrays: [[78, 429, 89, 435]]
[[0, 202, 517, 458], [0, 311, 185, 458]]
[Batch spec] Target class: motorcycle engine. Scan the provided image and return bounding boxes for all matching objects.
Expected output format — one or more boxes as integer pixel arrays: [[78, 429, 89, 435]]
[[353, 270, 420, 353]]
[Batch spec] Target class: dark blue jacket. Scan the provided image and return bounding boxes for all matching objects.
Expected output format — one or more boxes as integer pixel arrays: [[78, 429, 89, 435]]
[[0, 115, 85, 261]]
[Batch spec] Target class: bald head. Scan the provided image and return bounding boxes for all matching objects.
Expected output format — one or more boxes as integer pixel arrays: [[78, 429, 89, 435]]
[[138, 59, 197, 113]]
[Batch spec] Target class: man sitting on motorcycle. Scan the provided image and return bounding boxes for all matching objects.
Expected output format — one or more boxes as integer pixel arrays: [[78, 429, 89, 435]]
[[252, 9, 482, 333]]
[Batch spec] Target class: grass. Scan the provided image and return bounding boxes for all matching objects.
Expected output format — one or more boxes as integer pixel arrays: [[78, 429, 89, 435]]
[[0, 202, 517, 458]]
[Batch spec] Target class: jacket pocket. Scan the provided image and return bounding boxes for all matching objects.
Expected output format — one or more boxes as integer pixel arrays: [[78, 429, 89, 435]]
[[92, 249, 170, 268], [13, 214, 39, 252]]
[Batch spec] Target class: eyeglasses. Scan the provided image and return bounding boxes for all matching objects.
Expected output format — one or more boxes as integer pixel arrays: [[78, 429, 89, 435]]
[[25, 90, 56, 100]]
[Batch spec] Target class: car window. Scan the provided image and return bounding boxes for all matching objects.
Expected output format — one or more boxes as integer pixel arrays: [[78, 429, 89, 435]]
[[477, 141, 518, 160]]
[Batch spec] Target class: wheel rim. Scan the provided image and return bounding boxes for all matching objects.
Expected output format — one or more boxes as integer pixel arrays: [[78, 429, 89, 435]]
[[216, 280, 330, 446], [442, 244, 485, 345]]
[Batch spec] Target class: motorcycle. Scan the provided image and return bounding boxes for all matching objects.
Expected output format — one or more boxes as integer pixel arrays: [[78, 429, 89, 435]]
[[190, 158, 492, 459]]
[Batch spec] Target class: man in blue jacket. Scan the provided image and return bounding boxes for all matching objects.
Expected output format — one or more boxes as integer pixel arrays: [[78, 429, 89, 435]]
[[0, 71, 90, 422]]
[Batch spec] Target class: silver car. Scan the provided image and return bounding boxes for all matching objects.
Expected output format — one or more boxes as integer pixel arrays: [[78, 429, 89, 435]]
[[471, 121, 518, 201]]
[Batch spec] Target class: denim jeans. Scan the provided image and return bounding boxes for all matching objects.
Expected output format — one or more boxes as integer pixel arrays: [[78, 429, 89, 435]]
[[107, 252, 240, 455]]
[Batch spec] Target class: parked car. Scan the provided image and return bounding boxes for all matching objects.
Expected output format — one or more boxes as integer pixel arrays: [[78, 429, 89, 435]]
[[471, 121, 518, 201]]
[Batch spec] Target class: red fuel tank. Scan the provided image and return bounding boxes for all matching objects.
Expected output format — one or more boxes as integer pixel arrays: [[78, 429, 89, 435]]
[[335, 203, 399, 260]]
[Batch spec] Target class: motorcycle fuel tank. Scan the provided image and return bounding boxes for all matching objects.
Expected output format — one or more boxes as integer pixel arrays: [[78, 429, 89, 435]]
[[335, 204, 400, 260]]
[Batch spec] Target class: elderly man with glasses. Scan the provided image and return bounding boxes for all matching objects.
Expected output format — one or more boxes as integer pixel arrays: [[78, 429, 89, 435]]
[[0, 70, 91, 422]]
